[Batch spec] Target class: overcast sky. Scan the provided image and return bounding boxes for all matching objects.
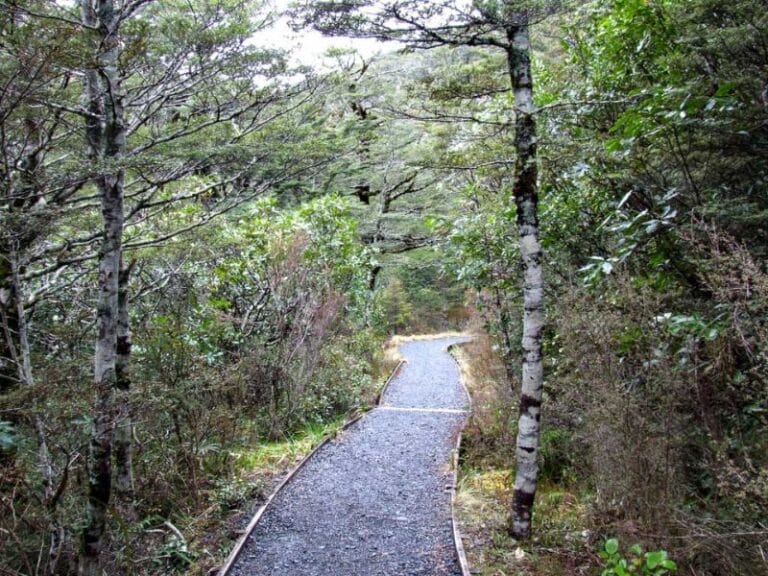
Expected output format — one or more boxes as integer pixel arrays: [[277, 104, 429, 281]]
[[255, 0, 399, 69]]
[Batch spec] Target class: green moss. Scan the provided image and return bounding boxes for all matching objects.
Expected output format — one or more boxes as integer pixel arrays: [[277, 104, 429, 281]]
[[232, 418, 344, 473]]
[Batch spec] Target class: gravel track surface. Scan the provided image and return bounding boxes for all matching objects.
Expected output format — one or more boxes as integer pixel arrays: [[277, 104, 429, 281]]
[[228, 336, 471, 576], [381, 339, 471, 410]]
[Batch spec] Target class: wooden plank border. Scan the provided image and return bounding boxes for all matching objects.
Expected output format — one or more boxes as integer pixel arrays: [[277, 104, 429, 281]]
[[447, 339, 475, 576], [375, 359, 405, 406], [450, 433, 472, 576]]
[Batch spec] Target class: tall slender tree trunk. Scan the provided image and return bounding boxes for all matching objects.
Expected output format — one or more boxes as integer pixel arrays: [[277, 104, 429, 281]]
[[114, 258, 135, 513], [80, 174, 123, 575], [506, 17, 545, 540], [78, 0, 127, 573]]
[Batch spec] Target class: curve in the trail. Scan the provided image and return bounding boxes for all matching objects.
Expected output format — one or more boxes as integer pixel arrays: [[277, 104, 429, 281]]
[[228, 336, 471, 576]]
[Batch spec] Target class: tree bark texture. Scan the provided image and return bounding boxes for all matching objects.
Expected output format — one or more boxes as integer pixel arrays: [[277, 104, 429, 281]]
[[78, 0, 127, 573], [114, 259, 135, 511], [506, 18, 545, 540]]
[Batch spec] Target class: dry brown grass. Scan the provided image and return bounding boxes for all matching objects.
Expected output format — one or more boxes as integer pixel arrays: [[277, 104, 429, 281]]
[[381, 331, 472, 365], [451, 333, 516, 469]]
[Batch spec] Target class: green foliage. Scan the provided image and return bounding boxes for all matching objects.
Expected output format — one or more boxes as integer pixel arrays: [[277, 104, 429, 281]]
[[374, 278, 414, 334], [212, 477, 265, 512], [539, 428, 575, 485], [151, 529, 197, 572], [300, 333, 378, 423], [0, 420, 16, 453], [434, 1, 768, 574], [3, 0, 768, 574], [600, 539, 677, 576], [450, 185, 517, 292]]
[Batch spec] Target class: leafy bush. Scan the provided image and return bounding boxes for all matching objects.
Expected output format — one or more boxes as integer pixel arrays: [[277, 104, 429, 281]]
[[212, 477, 265, 512], [0, 420, 16, 453], [600, 538, 677, 576], [375, 278, 414, 334]]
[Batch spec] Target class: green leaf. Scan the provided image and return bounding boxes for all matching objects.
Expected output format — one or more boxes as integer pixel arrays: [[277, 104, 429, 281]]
[[715, 82, 736, 97], [605, 538, 620, 555], [645, 550, 666, 569]]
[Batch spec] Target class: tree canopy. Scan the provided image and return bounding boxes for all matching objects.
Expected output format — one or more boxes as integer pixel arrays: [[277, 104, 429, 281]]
[[1, 1, 766, 574]]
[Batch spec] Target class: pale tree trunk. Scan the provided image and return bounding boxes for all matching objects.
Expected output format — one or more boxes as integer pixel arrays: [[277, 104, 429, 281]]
[[506, 17, 545, 540], [80, 175, 122, 575], [78, 0, 127, 573]]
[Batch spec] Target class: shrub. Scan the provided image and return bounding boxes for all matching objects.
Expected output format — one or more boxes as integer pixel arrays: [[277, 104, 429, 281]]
[[600, 538, 677, 576], [539, 428, 575, 485]]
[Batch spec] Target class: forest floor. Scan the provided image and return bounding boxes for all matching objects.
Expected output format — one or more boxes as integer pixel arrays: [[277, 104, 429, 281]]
[[224, 335, 472, 576]]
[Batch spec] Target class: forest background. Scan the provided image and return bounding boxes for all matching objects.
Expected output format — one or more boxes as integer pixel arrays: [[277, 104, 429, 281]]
[[1, 0, 766, 575]]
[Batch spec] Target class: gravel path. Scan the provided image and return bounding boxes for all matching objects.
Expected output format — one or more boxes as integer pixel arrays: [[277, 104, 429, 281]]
[[228, 336, 471, 576], [381, 338, 471, 410]]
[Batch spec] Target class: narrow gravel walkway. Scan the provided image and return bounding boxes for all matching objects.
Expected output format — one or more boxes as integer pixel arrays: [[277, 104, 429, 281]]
[[228, 336, 471, 576]]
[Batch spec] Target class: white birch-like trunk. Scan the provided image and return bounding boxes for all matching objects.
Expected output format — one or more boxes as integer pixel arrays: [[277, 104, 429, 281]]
[[506, 17, 545, 540], [78, 0, 126, 573]]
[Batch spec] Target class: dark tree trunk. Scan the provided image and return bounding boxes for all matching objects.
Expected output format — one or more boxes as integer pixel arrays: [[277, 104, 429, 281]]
[[114, 259, 135, 513], [0, 275, 20, 393], [78, 0, 127, 573]]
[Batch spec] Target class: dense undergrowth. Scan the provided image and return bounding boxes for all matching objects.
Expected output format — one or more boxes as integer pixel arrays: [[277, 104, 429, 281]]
[[2, 0, 767, 574], [455, 292, 767, 576]]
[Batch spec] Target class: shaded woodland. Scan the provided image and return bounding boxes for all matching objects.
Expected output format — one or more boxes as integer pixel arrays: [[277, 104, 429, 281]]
[[1, 1, 766, 575]]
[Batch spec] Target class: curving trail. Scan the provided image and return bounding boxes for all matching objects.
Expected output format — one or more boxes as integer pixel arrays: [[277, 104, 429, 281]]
[[228, 336, 471, 576]]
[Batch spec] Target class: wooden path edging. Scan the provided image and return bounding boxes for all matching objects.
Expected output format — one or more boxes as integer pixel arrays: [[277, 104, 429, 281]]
[[217, 359, 406, 575], [375, 359, 406, 406], [447, 339, 475, 576], [450, 433, 472, 576]]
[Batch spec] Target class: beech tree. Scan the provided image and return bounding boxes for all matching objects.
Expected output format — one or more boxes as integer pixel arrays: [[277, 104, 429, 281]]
[[0, 8, 86, 571], [328, 55, 437, 288], [0, 3, 85, 394], [77, 1, 127, 571], [73, 0, 333, 568], [3, 1, 766, 574]]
